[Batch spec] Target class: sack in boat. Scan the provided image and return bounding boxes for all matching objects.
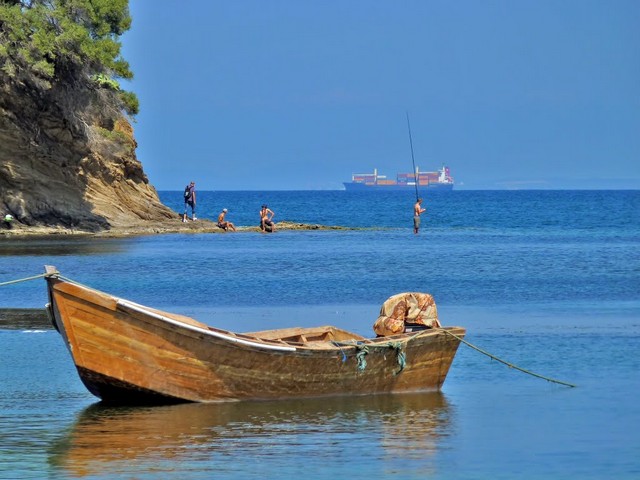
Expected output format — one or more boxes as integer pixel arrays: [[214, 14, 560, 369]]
[[373, 292, 441, 337]]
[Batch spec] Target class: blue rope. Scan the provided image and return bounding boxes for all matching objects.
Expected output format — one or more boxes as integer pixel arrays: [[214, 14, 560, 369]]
[[331, 341, 348, 362]]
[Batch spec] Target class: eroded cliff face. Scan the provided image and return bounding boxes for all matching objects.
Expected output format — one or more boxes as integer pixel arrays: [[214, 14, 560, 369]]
[[0, 76, 176, 232]]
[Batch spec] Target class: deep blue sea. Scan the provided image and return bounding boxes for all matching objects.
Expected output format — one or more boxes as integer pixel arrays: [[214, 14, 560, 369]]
[[1, 190, 639, 479]]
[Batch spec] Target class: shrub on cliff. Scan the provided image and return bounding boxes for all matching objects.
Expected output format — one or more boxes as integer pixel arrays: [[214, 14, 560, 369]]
[[0, 0, 138, 115]]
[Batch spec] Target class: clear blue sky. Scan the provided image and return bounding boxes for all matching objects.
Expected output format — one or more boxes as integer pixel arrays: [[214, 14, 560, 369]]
[[121, 0, 639, 190]]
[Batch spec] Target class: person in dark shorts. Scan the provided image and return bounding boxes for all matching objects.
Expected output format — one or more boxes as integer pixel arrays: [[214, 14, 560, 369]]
[[217, 208, 236, 231], [260, 204, 275, 232], [183, 181, 196, 222]]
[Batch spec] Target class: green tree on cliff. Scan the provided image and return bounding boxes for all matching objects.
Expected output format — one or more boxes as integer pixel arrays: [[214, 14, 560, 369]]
[[0, 0, 138, 115]]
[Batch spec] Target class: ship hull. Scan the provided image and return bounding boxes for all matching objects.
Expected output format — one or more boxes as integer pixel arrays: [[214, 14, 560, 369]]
[[343, 183, 454, 192]]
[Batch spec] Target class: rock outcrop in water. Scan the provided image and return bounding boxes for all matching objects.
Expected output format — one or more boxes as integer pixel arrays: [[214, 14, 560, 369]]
[[0, 1, 177, 234], [0, 79, 176, 233]]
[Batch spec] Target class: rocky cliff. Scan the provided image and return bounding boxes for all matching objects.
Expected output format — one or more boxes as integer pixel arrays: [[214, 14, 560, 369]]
[[0, 74, 176, 233]]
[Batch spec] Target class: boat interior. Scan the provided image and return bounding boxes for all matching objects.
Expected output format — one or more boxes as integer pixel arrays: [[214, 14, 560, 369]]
[[117, 300, 368, 349], [123, 300, 438, 349], [245, 325, 367, 346]]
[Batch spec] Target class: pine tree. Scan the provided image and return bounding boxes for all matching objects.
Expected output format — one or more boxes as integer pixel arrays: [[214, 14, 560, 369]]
[[0, 0, 138, 115]]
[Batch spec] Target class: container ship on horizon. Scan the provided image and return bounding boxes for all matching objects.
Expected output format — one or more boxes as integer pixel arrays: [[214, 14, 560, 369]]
[[343, 165, 454, 191]]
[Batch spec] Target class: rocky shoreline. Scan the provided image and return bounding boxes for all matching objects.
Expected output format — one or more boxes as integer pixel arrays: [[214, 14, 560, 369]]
[[0, 219, 352, 237]]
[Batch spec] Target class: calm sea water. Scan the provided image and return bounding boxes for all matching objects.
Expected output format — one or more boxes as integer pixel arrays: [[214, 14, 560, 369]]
[[1, 190, 639, 479]]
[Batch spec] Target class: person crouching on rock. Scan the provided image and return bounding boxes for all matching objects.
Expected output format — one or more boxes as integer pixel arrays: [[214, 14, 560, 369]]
[[217, 208, 236, 231]]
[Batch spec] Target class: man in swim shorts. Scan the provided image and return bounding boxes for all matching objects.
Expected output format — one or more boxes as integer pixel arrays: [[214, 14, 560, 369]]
[[217, 208, 236, 231], [260, 204, 275, 232], [414, 198, 426, 234]]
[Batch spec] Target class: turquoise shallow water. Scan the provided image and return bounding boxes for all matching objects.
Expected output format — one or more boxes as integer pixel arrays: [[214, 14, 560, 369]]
[[0, 190, 639, 479]]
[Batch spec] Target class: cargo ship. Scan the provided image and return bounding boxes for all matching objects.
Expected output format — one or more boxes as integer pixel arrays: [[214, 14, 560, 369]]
[[343, 165, 454, 191]]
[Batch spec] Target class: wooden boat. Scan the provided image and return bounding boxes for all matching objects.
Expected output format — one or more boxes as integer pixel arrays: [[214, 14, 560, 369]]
[[44, 266, 465, 404]]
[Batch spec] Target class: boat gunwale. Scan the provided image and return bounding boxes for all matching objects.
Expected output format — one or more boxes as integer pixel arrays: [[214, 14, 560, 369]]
[[117, 300, 460, 352], [116, 299, 298, 352]]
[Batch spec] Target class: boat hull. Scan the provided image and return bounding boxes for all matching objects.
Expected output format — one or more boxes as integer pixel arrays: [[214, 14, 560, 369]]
[[46, 273, 465, 404]]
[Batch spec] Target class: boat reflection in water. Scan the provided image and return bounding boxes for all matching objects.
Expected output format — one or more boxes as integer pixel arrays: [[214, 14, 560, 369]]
[[49, 393, 453, 477]]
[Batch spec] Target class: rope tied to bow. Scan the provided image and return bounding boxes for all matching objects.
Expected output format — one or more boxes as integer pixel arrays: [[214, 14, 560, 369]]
[[0, 273, 50, 287], [441, 329, 576, 388]]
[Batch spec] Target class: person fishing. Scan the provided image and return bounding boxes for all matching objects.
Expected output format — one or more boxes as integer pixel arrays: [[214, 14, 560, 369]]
[[406, 113, 425, 234]]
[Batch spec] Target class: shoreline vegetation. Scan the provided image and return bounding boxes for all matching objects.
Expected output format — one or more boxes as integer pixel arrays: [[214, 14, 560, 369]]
[[0, 219, 355, 237]]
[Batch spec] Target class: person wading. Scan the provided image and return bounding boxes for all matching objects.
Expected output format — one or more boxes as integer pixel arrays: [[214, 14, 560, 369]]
[[413, 198, 426, 234]]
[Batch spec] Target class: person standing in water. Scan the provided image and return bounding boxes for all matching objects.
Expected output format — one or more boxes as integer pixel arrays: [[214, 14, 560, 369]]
[[413, 198, 426, 234]]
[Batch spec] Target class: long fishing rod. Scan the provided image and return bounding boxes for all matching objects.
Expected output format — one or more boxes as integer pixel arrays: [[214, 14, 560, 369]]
[[405, 112, 419, 201]]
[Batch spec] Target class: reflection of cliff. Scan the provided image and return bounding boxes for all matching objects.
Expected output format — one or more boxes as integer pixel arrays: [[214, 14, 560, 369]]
[[49, 393, 452, 477]]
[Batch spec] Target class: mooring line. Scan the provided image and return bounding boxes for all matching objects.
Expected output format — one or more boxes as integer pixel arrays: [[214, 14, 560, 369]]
[[0, 273, 49, 287], [443, 329, 576, 388]]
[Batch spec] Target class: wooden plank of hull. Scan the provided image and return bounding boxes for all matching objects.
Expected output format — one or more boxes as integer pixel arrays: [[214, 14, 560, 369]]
[[48, 277, 465, 403]]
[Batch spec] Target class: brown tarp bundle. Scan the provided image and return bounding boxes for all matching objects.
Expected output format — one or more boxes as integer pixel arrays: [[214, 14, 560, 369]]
[[373, 292, 442, 337]]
